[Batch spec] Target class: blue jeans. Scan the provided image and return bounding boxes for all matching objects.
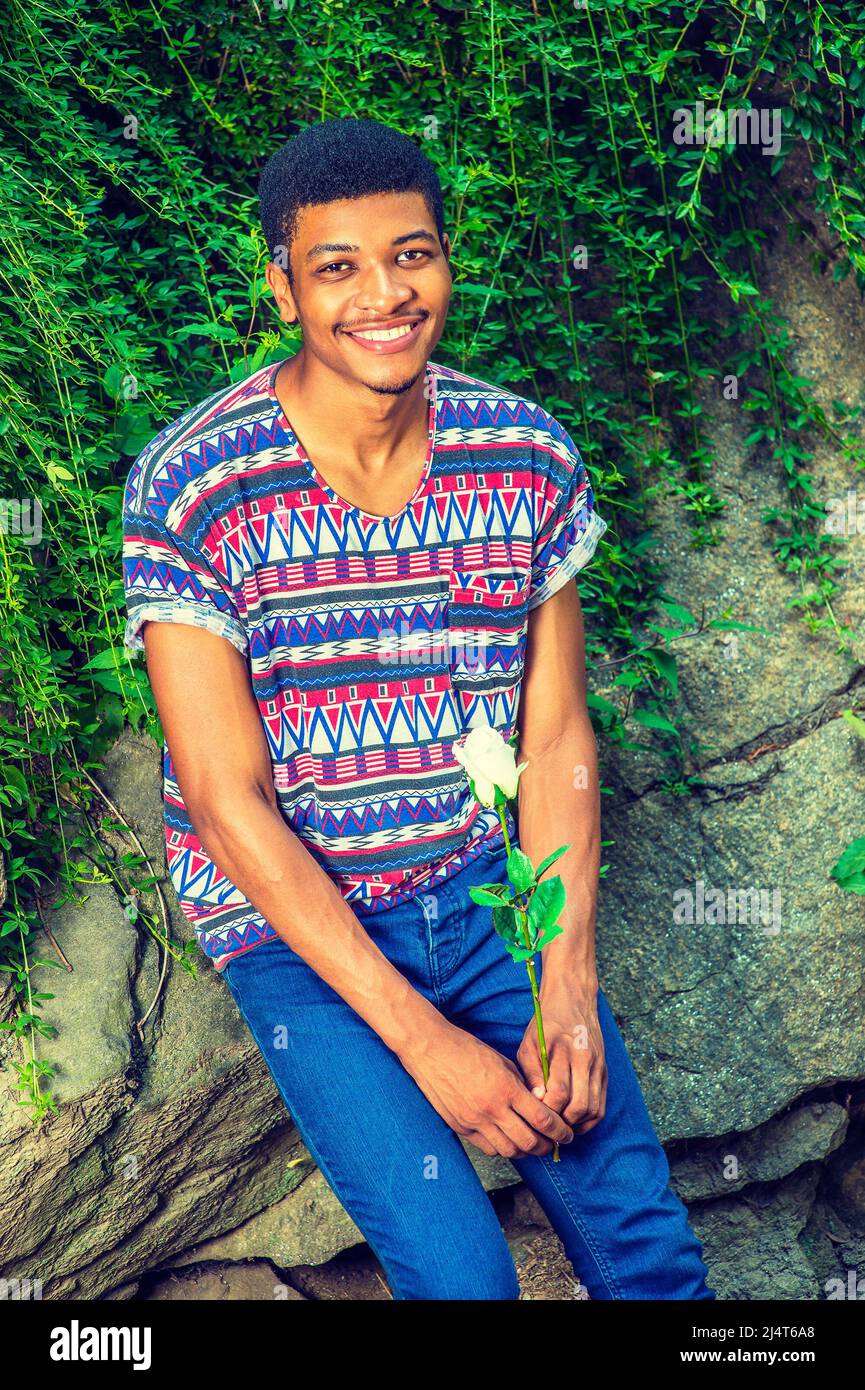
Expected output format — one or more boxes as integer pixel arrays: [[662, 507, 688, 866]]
[[222, 840, 716, 1301]]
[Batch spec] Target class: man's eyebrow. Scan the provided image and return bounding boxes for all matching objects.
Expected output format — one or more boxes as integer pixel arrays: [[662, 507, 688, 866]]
[[304, 229, 438, 262]]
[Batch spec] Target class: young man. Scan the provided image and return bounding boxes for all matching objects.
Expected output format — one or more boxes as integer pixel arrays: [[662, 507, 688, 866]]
[[122, 118, 715, 1301]]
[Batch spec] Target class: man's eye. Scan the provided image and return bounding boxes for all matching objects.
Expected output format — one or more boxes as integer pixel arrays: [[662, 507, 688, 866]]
[[318, 250, 429, 274]]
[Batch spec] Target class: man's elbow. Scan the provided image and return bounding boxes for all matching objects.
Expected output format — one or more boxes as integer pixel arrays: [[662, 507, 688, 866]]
[[185, 772, 279, 839], [519, 707, 596, 761]]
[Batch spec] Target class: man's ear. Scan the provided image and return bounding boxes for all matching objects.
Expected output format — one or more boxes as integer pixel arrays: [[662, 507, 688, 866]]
[[265, 260, 299, 326]]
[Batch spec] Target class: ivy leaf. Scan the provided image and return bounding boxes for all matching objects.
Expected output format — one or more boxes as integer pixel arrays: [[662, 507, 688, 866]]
[[116, 409, 155, 456], [631, 708, 680, 737], [80, 648, 120, 670], [830, 838, 865, 894], [645, 622, 686, 642], [644, 647, 678, 696], [174, 321, 240, 342], [840, 709, 865, 740], [46, 462, 74, 486], [585, 691, 620, 719], [708, 619, 769, 633], [102, 364, 126, 399], [657, 599, 695, 626]]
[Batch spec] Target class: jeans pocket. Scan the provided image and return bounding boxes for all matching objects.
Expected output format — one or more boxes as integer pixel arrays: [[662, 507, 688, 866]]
[[479, 836, 507, 866]]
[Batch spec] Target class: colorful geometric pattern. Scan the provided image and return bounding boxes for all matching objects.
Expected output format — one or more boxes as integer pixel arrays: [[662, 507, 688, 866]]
[[122, 358, 607, 970]]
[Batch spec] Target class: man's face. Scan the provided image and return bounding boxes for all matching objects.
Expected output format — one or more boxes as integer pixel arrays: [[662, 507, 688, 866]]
[[266, 191, 452, 395]]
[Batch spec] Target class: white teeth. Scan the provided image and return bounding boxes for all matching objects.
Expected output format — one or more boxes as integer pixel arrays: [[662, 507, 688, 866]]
[[350, 323, 416, 342]]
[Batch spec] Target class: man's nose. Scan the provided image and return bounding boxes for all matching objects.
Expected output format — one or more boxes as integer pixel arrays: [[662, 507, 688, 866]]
[[354, 261, 415, 311]]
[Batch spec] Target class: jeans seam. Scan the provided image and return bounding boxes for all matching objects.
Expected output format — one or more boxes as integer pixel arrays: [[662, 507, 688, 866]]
[[540, 1155, 625, 1299], [432, 862, 474, 983], [419, 895, 447, 1008], [438, 842, 502, 981], [440, 911, 465, 981]]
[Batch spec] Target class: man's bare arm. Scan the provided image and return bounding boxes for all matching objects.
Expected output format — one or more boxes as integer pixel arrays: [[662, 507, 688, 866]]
[[140, 621, 574, 1159], [142, 621, 446, 1056], [516, 580, 600, 999], [511, 580, 606, 1133]]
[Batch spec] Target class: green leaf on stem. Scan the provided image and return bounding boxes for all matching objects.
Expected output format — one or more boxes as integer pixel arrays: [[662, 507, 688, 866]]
[[469, 886, 506, 907], [492, 904, 522, 945], [508, 943, 538, 963], [470, 881, 511, 902], [535, 844, 570, 879], [536, 921, 564, 950], [506, 848, 535, 894], [528, 874, 566, 945]]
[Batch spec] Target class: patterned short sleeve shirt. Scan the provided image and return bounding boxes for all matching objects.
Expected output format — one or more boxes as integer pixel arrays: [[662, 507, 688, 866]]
[[122, 358, 607, 970]]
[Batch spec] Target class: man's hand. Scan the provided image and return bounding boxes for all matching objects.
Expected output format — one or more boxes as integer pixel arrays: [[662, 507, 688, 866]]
[[517, 985, 607, 1135], [398, 1018, 575, 1160]]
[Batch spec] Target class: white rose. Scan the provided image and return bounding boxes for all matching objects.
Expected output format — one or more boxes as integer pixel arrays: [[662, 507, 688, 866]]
[[453, 724, 529, 807]]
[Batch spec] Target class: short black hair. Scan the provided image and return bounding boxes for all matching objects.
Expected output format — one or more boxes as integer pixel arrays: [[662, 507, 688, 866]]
[[258, 117, 446, 287]]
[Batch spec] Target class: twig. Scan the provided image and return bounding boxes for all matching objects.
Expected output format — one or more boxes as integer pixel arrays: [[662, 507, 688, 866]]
[[34, 892, 73, 971], [74, 765, 172, 1040]]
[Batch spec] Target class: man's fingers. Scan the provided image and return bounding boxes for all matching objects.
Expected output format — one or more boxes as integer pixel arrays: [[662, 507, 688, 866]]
[[540, 1039, 572, 1114], [486, 1116, 558, 1160], [516, 1038, 546, 1096], [570, 1050, 609, 1128], [561, 1028, 604, 1125], [501, 1111, 557, 1157], [511, 1087, 574, 1146], [465, 1128, 498, 1157], [572, 1059, 608, 1132]]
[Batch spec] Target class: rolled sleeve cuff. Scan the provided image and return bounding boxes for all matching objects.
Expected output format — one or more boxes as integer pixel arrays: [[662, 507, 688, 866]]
[[124, 602, 249, 658], [528, 510, 608, 613]]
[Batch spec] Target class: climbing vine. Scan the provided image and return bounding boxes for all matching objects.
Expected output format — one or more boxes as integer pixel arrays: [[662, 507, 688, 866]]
[[1, 0, 864, 1122]]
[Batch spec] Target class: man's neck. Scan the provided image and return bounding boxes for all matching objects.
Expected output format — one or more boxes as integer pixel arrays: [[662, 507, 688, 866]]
[[274, 347, 430, 472]]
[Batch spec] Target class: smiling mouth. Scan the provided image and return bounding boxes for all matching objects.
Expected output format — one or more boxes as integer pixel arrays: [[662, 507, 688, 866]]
[[342, 318, 425, 351], [349, 323, 417, 342]]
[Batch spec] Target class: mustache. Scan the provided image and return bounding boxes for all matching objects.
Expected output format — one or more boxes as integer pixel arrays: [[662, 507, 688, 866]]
[[339, 313, 428, 333]]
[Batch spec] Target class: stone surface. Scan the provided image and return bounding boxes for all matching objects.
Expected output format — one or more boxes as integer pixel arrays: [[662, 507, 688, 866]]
[[598, 716, 865, 1139], [141, 1261, 306, 1301], [164, 1145, 517, 1272], [668, 1100, 849, 1202], [690, 1165, 824, 1300]]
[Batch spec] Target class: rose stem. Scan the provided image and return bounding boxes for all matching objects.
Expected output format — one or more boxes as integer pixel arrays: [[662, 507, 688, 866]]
[[498, 804, 560, 1162]]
